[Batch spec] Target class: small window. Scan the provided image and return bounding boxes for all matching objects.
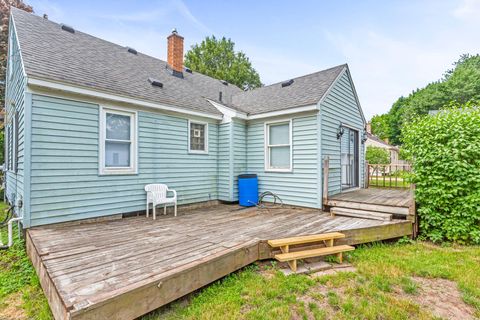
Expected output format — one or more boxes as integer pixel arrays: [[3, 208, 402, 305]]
[[265, 120, 292, 172], [188, 120, 208, 154], [99, 107, 137, 175]]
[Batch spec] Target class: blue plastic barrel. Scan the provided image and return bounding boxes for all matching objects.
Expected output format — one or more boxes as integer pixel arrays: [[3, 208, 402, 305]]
[[238, 174, 258, 207]]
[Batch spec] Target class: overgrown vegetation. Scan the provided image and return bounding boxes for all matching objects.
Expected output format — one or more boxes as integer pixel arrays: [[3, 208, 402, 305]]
[[371, 54, 480, 144], [403, 103, 480, 244], [365, 146, 390, 164]]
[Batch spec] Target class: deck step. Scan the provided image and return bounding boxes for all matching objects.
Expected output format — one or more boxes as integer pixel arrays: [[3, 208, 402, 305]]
[[327, 199, 409, 215], [268, 232, 345, 248], [275, 245, 355, 262], [331, 207, 392, 221]]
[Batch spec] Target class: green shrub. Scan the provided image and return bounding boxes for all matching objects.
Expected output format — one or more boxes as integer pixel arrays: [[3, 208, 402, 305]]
[[366, 146, 390, 164], [402, 103, 480, 244]]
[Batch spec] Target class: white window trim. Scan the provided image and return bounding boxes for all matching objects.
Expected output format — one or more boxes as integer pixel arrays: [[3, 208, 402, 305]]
[[99, 106, 138, 175], [188, 120, 209, 154], [264, 119, 293, 173]]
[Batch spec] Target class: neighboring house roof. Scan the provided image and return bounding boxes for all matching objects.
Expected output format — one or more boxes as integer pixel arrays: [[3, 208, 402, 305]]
[[366, 132, 399, 151], [231, 65, 346, 115], [11, 8, 359, 118]]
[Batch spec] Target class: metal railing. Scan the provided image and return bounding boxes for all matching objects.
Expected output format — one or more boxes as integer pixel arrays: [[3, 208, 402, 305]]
[[366, 163, 412, 188]]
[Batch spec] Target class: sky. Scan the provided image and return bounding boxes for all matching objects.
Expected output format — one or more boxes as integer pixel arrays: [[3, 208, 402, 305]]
[[27, 0, 480, 119]]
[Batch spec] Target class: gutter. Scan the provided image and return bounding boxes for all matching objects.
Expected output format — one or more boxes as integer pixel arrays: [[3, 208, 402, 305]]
[[27, 77, 224, 121]]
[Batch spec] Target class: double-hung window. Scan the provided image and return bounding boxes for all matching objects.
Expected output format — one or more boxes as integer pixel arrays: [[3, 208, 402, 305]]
[[99, 106, 137, 175], [265, 120, 292, 172], [188, 120, 208, 154]]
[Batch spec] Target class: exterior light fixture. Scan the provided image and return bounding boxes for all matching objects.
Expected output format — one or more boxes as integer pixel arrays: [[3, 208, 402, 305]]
[[336, 125, 344, 139]]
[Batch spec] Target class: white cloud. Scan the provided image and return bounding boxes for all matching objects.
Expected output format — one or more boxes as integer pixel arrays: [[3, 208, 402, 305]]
[[453, 0, 480, 22], [325, 28, 477, 120], [240, 44, 318, 85], [171, 0, 212, 34]]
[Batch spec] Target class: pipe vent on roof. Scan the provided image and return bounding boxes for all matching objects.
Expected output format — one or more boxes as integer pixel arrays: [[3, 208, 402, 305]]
[[148, 78, 163, 88], [60, 24, 75, 34], [281, 79, 294, 87], [127, 47, 137, 55], [220, 80, 228, 86]]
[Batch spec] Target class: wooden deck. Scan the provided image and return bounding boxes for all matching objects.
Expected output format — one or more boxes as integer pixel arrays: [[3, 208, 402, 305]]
[[26, 204, 412, 320], [328, 188, 413, 208]]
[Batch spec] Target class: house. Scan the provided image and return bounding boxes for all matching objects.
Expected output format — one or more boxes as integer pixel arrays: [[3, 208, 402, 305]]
[[365, 122, 400, 164], [4, 8, 366, 229]]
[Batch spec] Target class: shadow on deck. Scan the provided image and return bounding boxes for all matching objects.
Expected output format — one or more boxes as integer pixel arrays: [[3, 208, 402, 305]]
[[26, 204, 413, 320]]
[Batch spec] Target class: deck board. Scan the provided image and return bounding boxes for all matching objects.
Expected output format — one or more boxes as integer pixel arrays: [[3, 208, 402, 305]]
[[27, 204, 412, 320], [329, 188, 413, 207]]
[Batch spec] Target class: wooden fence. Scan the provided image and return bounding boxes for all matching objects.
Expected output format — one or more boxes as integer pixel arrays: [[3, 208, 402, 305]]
[[366, 162, 412, 188]]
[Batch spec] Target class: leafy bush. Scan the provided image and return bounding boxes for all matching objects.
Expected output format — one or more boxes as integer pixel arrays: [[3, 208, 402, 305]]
[[366, 146, 390, 164], [402, 103, 480, 244]]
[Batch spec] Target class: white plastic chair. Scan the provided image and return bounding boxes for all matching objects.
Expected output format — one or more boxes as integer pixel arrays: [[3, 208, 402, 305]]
[[144, 184, 177, 219]]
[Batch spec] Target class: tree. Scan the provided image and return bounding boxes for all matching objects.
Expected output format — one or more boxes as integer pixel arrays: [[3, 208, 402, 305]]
[[374, 54, 480, 145], [366, 146, 390, 165], [184, 36, 262, 90], [1, 0, 33, 112], [370, 113, 391, 141]]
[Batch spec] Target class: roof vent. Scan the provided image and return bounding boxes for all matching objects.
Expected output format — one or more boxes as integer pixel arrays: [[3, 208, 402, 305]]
[[127, 47, 137, 55], [220, 80, 228, 86], [185, 67, 193, 74], [148, 77, 163, 88], [281, 79, 294, 88], [60, 24, 75, 34], [219, 91, 223, 102]]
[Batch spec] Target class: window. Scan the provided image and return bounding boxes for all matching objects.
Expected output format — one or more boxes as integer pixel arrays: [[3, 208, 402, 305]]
[[188, 120, 208, 153], [99, 106, 137, 175], [265, 120, 292, 172]]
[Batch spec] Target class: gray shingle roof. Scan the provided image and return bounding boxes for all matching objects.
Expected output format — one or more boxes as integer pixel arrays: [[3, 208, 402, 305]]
[[231, 65, 346, 115], [11, 8, 347, 117], [11, 8, 242, 117]]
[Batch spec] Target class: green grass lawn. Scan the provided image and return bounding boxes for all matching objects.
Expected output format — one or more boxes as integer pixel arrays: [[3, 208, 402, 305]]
[[0, 202, 51, 320], [1, 202, 479, 319], [368, 177, 410, 188]]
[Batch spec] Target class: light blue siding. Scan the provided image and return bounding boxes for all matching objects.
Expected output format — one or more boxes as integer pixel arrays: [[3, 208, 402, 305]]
[[15, 58, 364, 226], [29, 94, 219, 226], [216, 119, 247, 202], [246, 115, 320, 208], [4, 20, 28, 221], [217, 123, 231, 201], [320, 70, 365, 196], [232, 120, 247, 201]]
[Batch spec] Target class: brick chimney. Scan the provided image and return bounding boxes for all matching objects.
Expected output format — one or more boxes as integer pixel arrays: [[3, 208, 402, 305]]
[[167, 28, 184, 76], [366, 122, 372, 134]]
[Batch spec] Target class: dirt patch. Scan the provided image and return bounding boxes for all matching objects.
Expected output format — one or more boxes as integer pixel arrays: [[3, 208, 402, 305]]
[[0, 292, 27, 320], [408, 277, 476, 320], [310, 265, 357, 277]]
